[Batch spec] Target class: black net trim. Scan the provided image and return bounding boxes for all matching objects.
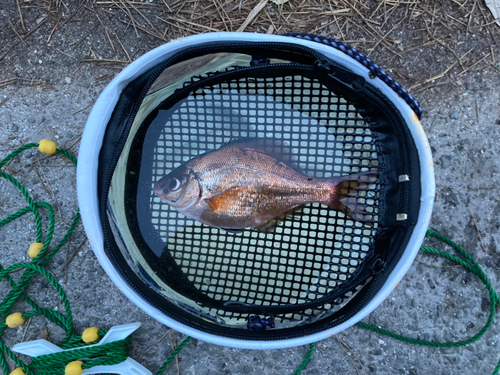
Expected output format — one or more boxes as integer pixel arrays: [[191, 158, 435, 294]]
[[127, 67, 380, 322], [98, 39, 421, 339], [283, 33, 423, 120]]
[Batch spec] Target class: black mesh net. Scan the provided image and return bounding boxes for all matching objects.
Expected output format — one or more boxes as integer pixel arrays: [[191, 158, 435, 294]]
[[98, 38, 423, 341], [128, 71, 380, 324]]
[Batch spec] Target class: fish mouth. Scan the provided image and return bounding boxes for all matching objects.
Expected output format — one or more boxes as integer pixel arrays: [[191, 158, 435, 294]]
[[153, 183, 165, 199], [153, 183, 176, 204], [153, 183, 184, 207], [153, 178, 202, 209]]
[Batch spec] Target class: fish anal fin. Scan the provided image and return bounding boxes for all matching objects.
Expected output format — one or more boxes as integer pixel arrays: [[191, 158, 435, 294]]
[[219, 227, 245, 234], [255, 221, 277, 233], [255, 206, 303, 232]]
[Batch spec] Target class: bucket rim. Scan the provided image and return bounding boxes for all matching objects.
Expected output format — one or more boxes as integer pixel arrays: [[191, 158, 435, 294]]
[[76, 32, 435, 349]]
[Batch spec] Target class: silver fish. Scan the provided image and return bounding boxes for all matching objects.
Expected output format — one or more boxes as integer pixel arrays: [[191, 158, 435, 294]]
[[154, 138, 376, 230]]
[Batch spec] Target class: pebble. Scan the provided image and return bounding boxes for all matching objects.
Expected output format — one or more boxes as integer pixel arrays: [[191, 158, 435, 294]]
[[481, 296, 490, 312], [475, 350, 486, 361], [407, 323, 419, 332], [394, 359, 406, 370], [239, 364, 252, 373], [444, 332, 455, 342], [440, 155, 452, 169], [405, 289, 414, 298], [445, 355, 458, 364], [433, 331, 443, 342], [416, 282, 425, 290], [450, 112, 460, 119], [427, 279, 436, 289], [441, 347, 455, 354]]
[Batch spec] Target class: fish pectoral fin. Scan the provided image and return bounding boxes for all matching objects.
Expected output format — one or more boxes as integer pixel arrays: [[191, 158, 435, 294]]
[[204, 187, 243, 213], [205, 196, 223, 212]]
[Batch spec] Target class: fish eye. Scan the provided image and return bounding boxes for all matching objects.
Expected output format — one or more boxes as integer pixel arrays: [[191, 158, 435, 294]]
[[169, 178, 181, 191]]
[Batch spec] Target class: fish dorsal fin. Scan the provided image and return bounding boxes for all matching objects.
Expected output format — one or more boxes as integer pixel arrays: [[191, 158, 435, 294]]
[[223, 138, 290, 158], [221, 137, 284, 153], [222, 138, 300, 172]]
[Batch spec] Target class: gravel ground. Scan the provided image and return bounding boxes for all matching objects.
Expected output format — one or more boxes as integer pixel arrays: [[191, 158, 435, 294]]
[[1, 1, 500, 374]]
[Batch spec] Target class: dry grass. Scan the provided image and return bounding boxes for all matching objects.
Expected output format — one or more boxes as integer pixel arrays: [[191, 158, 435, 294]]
[[0, 0, 499, 97]]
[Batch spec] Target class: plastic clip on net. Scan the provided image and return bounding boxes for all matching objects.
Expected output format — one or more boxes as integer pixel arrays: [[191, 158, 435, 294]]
[[12, 322, 151, 375]]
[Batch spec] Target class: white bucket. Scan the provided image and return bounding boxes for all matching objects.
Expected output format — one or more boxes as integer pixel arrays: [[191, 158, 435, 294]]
[[77, 32, 435, 349]]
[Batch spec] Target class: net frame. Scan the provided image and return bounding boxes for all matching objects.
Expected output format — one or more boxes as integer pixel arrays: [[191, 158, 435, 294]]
[[77, 33, 435, 349], [125, 68, 379, 324]]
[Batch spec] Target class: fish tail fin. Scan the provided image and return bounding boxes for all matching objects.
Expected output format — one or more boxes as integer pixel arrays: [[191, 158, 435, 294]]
[[326, 171, 378, 222]]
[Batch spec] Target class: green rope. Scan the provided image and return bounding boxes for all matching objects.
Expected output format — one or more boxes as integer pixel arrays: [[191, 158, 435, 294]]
[[0, 144, 94, 375], [292, 342, 316, 375], [0, 206, 32, 227], [0, 172, 43, 243], [0, 143, 39, 170], [356, 229, 500, 374], [30, 337, 131, 375], [56, 148, 78, 166], [0, 262, 73, 333], [156, 336, 193, 375], [1, 142, 499, 375]]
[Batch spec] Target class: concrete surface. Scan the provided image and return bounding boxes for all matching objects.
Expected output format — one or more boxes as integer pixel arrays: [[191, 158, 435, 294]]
[[1, 2, 500, 374]]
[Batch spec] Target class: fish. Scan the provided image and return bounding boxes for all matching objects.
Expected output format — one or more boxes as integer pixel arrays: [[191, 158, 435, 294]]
[[153, 138, 376, 231]]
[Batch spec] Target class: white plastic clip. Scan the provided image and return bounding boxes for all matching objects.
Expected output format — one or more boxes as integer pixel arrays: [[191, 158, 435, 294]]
[[12, 322, 151, 375]]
